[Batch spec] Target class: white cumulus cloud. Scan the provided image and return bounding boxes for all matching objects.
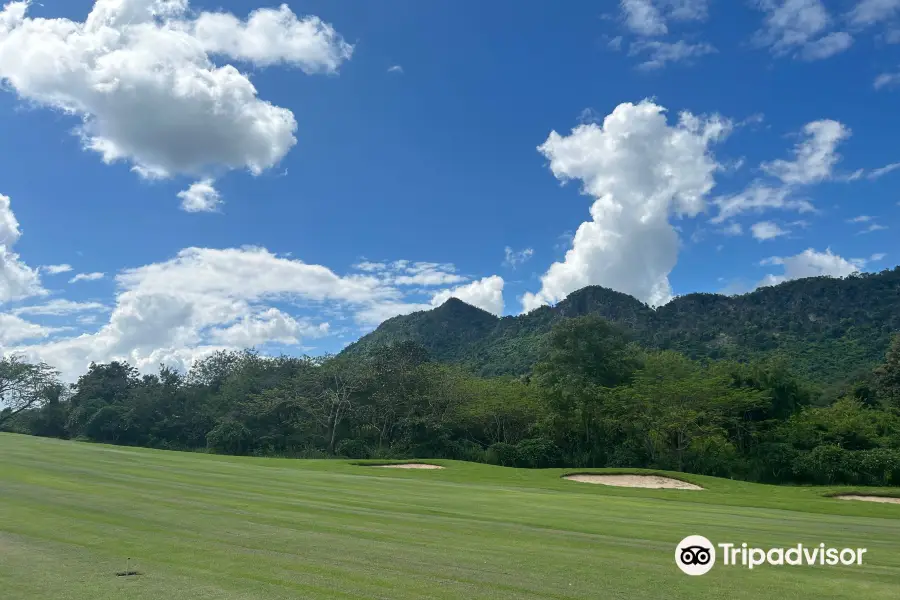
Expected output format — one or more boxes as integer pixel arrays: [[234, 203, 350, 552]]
[[7, 246, 503, 380], [208, 307, 329, 347], [0, 313, 60, 344], [751, 221, 789, 240], [523, 100, 730, 312], [189, 4, 352, 70], [0, 0, 351, 189], [0, 192, 44, 304], [178, 179, 221, 213]]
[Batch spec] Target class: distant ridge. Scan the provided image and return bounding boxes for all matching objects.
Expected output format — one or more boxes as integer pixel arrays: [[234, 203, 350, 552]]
[[342, 267, 900, 382]]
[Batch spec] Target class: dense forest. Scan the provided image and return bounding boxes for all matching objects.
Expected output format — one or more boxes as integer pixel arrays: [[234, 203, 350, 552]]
[[345, 267, 900, 383], [3, 272, 900, 486]]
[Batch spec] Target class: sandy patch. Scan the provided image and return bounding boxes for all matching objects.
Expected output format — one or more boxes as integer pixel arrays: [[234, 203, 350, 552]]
[[564, 474, 703, 490], [371, 463, 444, 470], [833, 494, 900, 504]]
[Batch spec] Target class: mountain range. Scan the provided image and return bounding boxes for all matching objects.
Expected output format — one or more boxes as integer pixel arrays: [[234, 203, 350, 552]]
[[343, 267, 900, 385]]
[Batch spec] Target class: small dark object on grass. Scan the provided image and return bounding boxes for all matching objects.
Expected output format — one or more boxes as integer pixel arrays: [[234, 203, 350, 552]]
[[116, 557, 140, 577]]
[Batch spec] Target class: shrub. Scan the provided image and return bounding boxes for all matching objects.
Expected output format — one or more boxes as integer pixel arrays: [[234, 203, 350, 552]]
[[206, 420, 254, 455], [336, 438, 371, 459], [515, 437, 562, 468], [486, 442, 520, 467]]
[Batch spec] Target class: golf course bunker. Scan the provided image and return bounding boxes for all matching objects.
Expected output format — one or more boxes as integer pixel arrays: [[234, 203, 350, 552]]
[[563, 474, 703, 490], [370, 463, 444, 470], [834, 494, 900, 504]]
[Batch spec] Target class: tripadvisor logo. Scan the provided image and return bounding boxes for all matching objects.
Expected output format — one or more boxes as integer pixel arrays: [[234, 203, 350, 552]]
[[675, 535, 867, 576]]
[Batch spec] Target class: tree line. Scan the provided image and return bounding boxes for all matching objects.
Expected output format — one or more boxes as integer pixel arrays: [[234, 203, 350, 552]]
[[3, 316, 900, 486]]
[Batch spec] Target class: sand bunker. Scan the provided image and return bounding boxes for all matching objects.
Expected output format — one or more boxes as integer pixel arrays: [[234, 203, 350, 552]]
[[370, 463, 444, 470], [834, 494, 900, 504], [564, 474, 703, 490]]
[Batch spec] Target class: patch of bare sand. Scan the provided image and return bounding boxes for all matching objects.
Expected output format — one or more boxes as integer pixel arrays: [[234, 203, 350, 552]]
[[564, 474, 703, 490], [371, 463, 444, 470], [834, 494, 900, 504]]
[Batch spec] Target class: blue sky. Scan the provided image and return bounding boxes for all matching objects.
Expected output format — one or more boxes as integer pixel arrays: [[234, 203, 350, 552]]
[[0, 0, 898, 379]]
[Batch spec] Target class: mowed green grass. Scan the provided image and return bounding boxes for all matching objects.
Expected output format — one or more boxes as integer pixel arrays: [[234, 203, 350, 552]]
[[2, 434, 900, 599]]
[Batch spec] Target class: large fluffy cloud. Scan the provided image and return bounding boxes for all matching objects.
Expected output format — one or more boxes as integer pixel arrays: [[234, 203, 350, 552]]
[[8, 245, 505, 380], [0, 0, 351, 190], [7, 247, 382, 378], [522, 100, 730, 311], [0, 313, 60, 344], [0, 193, 44, 303], [208, 308, 329, 347], [0, 193, 57, 346]]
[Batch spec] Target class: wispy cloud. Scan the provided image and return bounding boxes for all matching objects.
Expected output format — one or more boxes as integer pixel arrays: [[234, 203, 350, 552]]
[[42, 264, 73, 275], [858, 223, 888, 234], [503, 247, 534, 269], [69, 272, 105, 283], [630, 39, 717, 69], [868, 162, 900, 179]]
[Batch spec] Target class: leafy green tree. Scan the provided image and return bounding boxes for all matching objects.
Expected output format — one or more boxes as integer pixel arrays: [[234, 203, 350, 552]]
[[534, 316, 640, 389], [452, 375, 543, 446], [19, 382, 70, 438], [360, 341, 431, 450], [66, 361, 139, 438], [0, 356, 60, 429], [533, 316, 642, 466], [615, 352, 768, 473]]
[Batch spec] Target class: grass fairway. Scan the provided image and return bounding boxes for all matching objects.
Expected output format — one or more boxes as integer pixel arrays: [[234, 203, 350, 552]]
[[2, 434, 900, 599]]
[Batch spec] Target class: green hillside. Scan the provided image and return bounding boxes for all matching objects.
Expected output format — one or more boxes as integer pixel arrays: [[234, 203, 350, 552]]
[[344, 267, 900, 382]]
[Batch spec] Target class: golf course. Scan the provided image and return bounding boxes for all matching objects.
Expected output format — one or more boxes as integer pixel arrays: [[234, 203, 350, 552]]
[[2, 433, 899, 599]]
